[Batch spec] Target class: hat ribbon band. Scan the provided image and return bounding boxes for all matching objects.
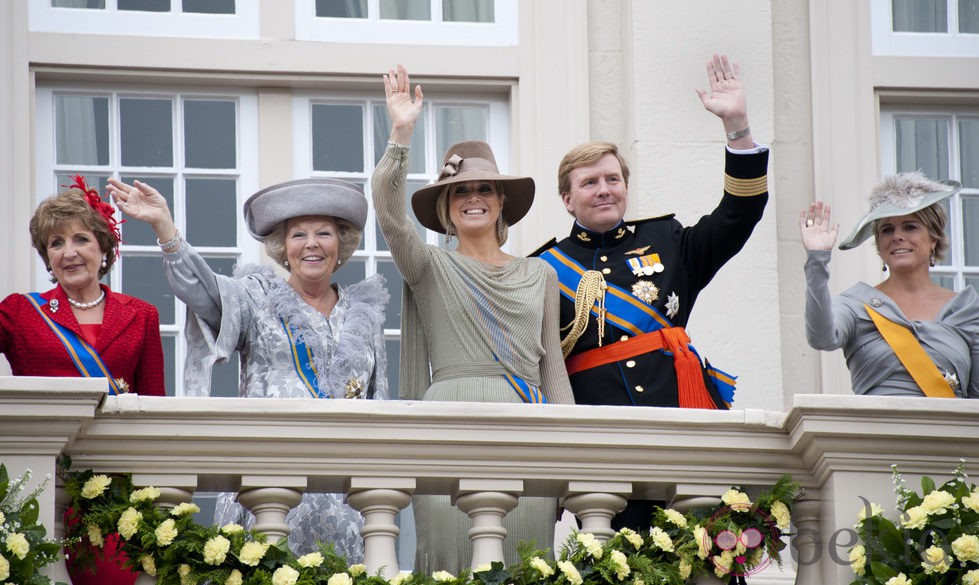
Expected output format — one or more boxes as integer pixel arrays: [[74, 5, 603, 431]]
[[438, 154, 498, 181]]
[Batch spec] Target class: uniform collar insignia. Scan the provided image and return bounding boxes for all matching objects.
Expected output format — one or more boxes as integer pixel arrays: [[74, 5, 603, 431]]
[[625, 246, 651, 256], [576, 231, 592, 242], [614, 227, 626, 239]]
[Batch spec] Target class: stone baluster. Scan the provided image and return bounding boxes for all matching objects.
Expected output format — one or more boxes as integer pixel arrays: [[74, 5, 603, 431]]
[[51, 483, 72, 584], [791, 495, 822, 585], [453, 479, 522, 570], [563, 481, 631, 542], [236, 475, 306, 540], [345, 477, 415, 578]]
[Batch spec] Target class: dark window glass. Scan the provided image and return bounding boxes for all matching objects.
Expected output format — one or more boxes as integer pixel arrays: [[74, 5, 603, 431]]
[[119, 0, 170, 11], [119, 176, 174, 246], [121, 254, 175, 323], [311, 104, 364, 172], [55, 95, 110, 166], [315, 0, 367, 17], [186, 178, 237, 246], [182, 0, 235, 14], [120, 98, 174, 167], [184, 100, 236, 169]]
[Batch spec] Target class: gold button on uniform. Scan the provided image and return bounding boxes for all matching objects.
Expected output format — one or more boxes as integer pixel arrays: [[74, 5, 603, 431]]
[[600, 255, 608, 262], [626, 360, 636, 368], [602, 268, 611, 274], [635, 385, 644, 393]]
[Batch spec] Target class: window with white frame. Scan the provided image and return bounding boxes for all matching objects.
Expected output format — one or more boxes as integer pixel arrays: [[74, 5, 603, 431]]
[[880, 106, 979, 291], [291, 91, 510, 402], [295, 0, 517, 45], [35, 85, 260, 397], [29, 0, 259, 38], [871, 0, 979, 55]]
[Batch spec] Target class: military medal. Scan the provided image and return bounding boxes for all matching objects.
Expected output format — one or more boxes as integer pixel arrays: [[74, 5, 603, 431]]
[[632, 280, 659, 305], [627, 254, 665, 277], [115, 378, 130, 393], [344, 378, 365, 399], [665, 292, 680, 319], [943, 370, 959, 392]]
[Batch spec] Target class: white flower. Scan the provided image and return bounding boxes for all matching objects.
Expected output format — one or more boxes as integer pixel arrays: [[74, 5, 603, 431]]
[[272, 565, 300, 585], [203, 535, 231, 564], [952, 534, 979, 563], [848, 545, 866, 576], [140, 555, 157, 576], [154, 518, 178, 546], [964, 569, 979, 585], [298, 552, 326, 568], [348, 563, 366, 576], [431, 570, 455, 581], [650, 527, 674, 552], [5, 532, 29, 560], [80, 475, 112, 499], [883, 573, 911, 585], [920, 489, 956, 515], [0, 511, 5, 525], [963, 489, 979, 513], [618, 527, 643, 550], [117, 507, 143, 539], [0, 554, 9, 581], [327, 572, 353, 585], [577, 532, 603, 559], [900, 506, 927, 529], [920, 545, 951, 574], [530, 556, 554, 577], [663, 508, 687, 528], [679, 559, 692, 580], [170, 502, 201, 517], [390, 572, 413, 585], [225, 569, 243, 585], [239, 541, 270, 566], [770, 500, 791, 530], [693, 525, 711, 559], [474, 563, 492, 572], [856, 501, 884, 522], [221, 523, 244, 534], [179, 564, 194, 585], [87, 523, 104, 547], [713, 550, 735, 578], [721, 489, 752, 511], [610, 550, 630, 580], [130, 486, 162, 503], [558, 560, 583, 585]]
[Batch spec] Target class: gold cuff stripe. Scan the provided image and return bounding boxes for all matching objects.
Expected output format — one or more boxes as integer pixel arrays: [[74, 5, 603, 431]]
[[724, 174, 768, 197]]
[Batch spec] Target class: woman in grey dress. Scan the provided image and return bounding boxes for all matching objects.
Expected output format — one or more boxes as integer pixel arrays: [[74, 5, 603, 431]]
[[372, 65, 574, 573], [800, 172, 979, 397], [106, 176, 389, 561]]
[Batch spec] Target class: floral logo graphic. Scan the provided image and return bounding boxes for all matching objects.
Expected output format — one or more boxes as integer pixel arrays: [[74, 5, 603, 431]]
[[702, 504, 780, 577]]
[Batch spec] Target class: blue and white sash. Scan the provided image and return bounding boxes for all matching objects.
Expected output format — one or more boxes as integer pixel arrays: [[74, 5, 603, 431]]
[[280, 319, 327, 399], [23, 292, 123, 395]]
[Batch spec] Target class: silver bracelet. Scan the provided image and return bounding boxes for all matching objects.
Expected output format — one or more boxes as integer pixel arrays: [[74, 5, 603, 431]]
[[387, 140, 410, 150], [157, 230, 181, 253], [725, 126, 750, 141]]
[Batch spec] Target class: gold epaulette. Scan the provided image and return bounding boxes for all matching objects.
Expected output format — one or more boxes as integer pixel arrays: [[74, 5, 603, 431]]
[[560, 270, 607, 358]]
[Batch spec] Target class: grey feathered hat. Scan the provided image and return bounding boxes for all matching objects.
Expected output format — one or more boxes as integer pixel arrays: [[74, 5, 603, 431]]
[[244, 177, 367, 236], [838, 172, 961, 250]]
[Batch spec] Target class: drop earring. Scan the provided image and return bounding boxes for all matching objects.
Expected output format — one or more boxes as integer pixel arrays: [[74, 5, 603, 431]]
[[445, 220, 456, 245], [101, 255, 107, 268], [929, 250, 936, 267], [882, 262, 887, 272], [337, 259, 342, 265], [284, 259, 289, 267]]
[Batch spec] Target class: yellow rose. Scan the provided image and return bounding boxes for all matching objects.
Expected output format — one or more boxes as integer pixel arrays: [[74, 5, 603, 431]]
[[225, 569, 243, 585], [390, 572, 413, 585], [87, 524, 104, 547], [140, 555, 157, 576], [154, 518, 178, 547], [130, 486, 161, 503], [117, 507, 143, 539], [679, 559, 692, 580], [5, 532, 29, 560], [610, 550, 630, 580], [664, 508, 687, 528], [952, 534, 979, 563], [721, 489, 752, 511], [239, 541, 270, 566], [771, 500, 791, 530], [577, 532, 603, 559], [650, 527, 674, 552], [0, 554, 9, 581], [221, 523, 244, 535], [327, 572, 353, 585], [272, 565, 300, 585], [900, 506, 927, 529], [431, 570, 454, 582], [920, 545, 951, 574], [170, 502, 201, 517], [298, 552, 325, 568], [558, 560, 583, 585], [347, 563, 366, 576], [530, 556, 554, 577], [920, 490, 956, 515], [883, 573, 911, 585], [618, 527, 643, 550], [80, 474, 112, 499], [964, 569, 979, 585], [848, 544, 866, 576], [204, 535, 231, 565], [963, 489, 979, 513]]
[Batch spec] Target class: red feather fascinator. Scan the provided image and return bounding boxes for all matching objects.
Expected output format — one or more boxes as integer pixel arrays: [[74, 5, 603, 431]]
[[67, 175, 124, 252]]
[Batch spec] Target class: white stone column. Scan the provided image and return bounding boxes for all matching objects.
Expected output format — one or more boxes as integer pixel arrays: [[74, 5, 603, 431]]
[[792, 495, 823, 585], [453, 479, 522, 570], [563, 481, 631, 542], [345, 477, 415, 578], [237, 475, 306, 540]]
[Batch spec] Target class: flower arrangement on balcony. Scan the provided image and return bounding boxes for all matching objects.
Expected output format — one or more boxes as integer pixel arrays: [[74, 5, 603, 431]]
[[0, 464, 66, 585], [63, 465, 798, 585], [849, 461, 979, 585]]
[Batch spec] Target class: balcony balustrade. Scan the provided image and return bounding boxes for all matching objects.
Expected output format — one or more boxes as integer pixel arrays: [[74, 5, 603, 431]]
[[2, 376, 979, 584]]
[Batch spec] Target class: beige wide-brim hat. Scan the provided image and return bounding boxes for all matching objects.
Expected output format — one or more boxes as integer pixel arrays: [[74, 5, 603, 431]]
[[243, 177, 368, 263], [838, 172, 961, 250], [411, 140, 535, 234]]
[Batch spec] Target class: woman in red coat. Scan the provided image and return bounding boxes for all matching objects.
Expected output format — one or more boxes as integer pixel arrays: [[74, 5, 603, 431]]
[[0, 176, 165, 585]]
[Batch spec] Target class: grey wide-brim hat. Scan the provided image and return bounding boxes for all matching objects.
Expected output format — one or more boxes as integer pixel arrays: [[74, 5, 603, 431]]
[[838, 173, 961, 250], [244, 177, 367, 239], [411, 140, 535, 234]]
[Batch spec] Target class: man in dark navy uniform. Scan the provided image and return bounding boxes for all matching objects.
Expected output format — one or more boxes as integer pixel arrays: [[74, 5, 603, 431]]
[[534, 54, 769, 530]]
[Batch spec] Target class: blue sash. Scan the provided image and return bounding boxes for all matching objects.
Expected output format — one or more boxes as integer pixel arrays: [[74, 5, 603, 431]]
[[280, 319, 327, 399], [539, 248, 673, 335], [494, 355, 548, 404], [23, 293, 122, 395]]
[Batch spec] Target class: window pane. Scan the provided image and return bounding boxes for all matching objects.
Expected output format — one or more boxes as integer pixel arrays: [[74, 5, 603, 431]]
[[932, 274, 955, 289], [962, 0, 979, 32], [435, 105, 487, 158], [186, 178, 237, 246], [184, 100, 236, 169], [210, 345, 240, 396], [204, 255, 237, 277], [121, 254, 175, 324], [895, 118, 949, 180], [376, 259, 403, 330], [332, 257, 367, 289], [380, 0, 430, 20], [121, 98, 174, 167], [182, 0, 235, 14], [52, 0, 104, 7], [892, 0, 947, 32], [966, 276, 979, 291], [56, 95, 110, 166], [315, 0, 366, 18], [119, 0, 170, 11], [964, 196, 979, 266], [960, 119, 979, 189], [311, 104, 364, 172], [386, 338, 400, 399], [54, 173, 109, 200], [936, 198, 952, 267], [120, 176, 174, 246], [443, 0, 493, 22], [373, 104, 426, 173], [375, 179, 429, 251], [162, 334, 175, 396]]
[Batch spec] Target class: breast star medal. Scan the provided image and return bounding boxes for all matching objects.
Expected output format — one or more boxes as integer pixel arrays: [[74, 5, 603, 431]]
[[665, 292, 680, 319], [943, 370, 960, 392], [115, 378, 131, 393], [344, 378, 365, 399], [631, 280, 659, 305]]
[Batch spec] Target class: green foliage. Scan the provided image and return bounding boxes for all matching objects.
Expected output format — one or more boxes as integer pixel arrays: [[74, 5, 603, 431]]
[[0, 463, 69, 585]]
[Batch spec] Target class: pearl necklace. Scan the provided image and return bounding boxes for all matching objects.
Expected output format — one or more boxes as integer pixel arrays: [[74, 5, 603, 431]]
[[67, 290, 106, 310]]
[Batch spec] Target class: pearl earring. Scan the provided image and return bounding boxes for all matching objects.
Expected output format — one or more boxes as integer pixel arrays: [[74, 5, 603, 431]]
[[101, 255, 107, 268], [284, 259, 289, 267], [337, 259, 342, 265]]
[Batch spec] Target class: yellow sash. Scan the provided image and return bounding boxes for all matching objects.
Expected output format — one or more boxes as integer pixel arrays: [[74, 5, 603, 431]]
[[864, 304, 956, 398]]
